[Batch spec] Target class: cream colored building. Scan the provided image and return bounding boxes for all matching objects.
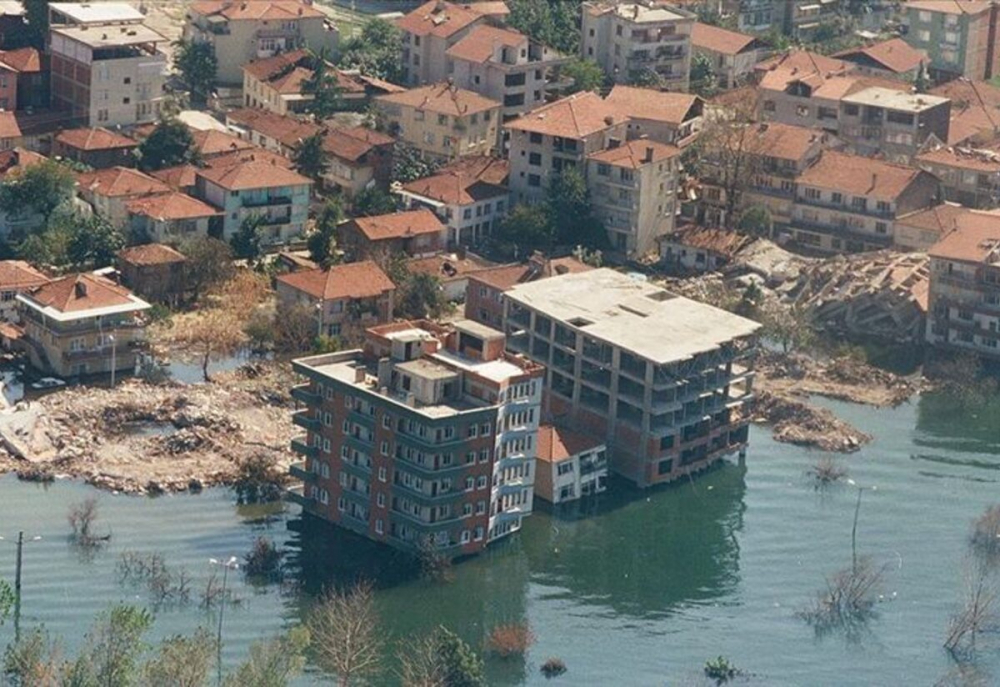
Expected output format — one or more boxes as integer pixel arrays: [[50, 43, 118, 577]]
[[396, 0, 496, 86], [375, 82, 501, 162]]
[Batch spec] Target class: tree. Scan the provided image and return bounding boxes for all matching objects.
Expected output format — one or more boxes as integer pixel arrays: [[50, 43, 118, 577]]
[[63, 212, 125, 268], [496, 204, 553, 256], [142, 629, 216, 687], [159, 307, 248, 382], [391, 143, 439, 183], [0, 159, 75, 225], [352, 187, 397, 217], [20, 0, 49, 49], [223, 627, 310, 687], [179, 235, 235, 304], [309, 581, 382, 686], [690, 52, 718, 98], [432, 627, 484, 687], [230, 213, 266, 265], [0, 578, 12, 624], [293, 132, 328, 183], [273, 304, 321, 354], [302, 50, 343, 119], [338, 18, 404, 83], [307, 198, 345, 268], [561, 58, 605, 94], [139, 118, 197, 171], [395, 269, 449, 321], [173, 39, 218, 106], [506, 0, 581, 54], [914, 61, 929, 94], [2, 628, 62, 686], [396, 633, 446, 687], [627, 67, 662, 89], [737, 205, 772, 238], [63, 604, 153, 687], [546, 169, 607, 249], [759, 301, 814, 354]]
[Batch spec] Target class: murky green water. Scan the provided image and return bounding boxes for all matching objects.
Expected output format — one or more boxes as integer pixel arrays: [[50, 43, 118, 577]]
[[0, 393, 997, 685]]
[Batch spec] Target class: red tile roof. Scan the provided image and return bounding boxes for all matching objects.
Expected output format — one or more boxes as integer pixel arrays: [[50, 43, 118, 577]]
[[833, 38, 926, 74], [930, 79, 1000, 145], [0, 111, 21, 140], [588, 139, 681, 168], [917, 144, 1000, 172], [396, 0, 487, 38], [536, 424, 604, 463], [195, 158, 312, 190], [126, 192, 221, 221], [662, 225, 755, 259], [242, 48, 310, 81], [797, 150, 930, 200], [0, 47, 41, 73], [446, 25, 525, 63], [322, 126, 394, 163], [506, 91, 626, 137], [78, 167, 171, 198], [205, 148, 294, 170], [190, 0, 324, 20], [471, 256, 591, 291], [350, 209, 445, 242], [226, 108, 323, 148], [0, 148, 45, 179], [0, 260, 48, 291], [55, 127, 137, 151], [897, 203, 973, 241], [747, 122, 828, 161], [117, 243, 187, 266], [377, 82, 500, 117], [24, 273, 138, 313], [928, 209, 1000, 262], [436, 155, 508, 184], [407, 251, 499, 281], [691, 22, 756, 55], [604, 85, 702, 125], [276, 260, 396, 300], [191, 129, 256, 157], [150, 164, 200, 190], [904, 0, 993, 15]]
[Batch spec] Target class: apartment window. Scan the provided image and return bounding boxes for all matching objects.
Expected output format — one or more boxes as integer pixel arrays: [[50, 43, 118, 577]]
[[918, 10, 931, 22], [465, 476, 475, 491], [831, 192, 843, 205], [341, 445, 349, 458], [529, 152, 542, 166], [463, 208, 472, 220], [375, 518, 384, 534], [529, 132, 542, 144], [875, 222, 887, 234], [557, 461, 574, 476], [438, 114, 448, 126], [876, 200, 890, 214], [616, 25, 623, 36], [597, 163, 610, 176], [482, 423, 491, 436], [123, 97, 130, 104], [763, 100, 775, 112], [97, 109, 109, 122], [467, 424, 478, 438], [851, 197, 868, 211], [796, 105, 809, 118], [658, 459, 673, 475], [323, 438, 331, 454], [479, 448, 490, 463], [378, 466, 387, 482], [382, 414, 391, 429], [123, 76, 131, 84], [620, 169, 634, 182], [804, 188, 820, 200], [423, 132, 435, 145], [918, 29, 930, 42], [528, 174, 541, 187], [377, 492, 385, 507], [477, 475, 488, 489], [461, 530, 471, 543]]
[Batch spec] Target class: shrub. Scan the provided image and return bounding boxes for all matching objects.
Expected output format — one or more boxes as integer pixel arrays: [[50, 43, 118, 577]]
[[540, 657, 567, 679], [971, 504, 1000, 563], [68, 498, 106, 545], [704, 655, 740, 684], [232, 453, 287, 504], [485, 622, 535, 658], [808, 456, 847, 488], [243, 537, 283, 580]]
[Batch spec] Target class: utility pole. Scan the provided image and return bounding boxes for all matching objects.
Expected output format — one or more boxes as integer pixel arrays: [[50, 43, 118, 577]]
[[14, 531, 22, 643], [209, 556, 239, 687]]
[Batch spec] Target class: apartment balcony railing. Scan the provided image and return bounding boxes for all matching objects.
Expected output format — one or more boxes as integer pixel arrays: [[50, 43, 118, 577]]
[[795, 196, 893, 219], [243, 195, 292, 208], [291, 385, 320, 405], [290, 438, 317, 458], [289, 461, 316, 483], [292, 410, 319, 432]]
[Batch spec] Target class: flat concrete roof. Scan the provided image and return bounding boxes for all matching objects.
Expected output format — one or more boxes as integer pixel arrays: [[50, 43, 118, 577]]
[[53, 24, 165, 48], [505, 268, 760, 365], [841, 87, 949, 112], [50, 2, 145, 24], [433, 349, 527, 383], [454, 318, 504, 341], [613, 3, 688, 22], [396, 358, 459, 382]]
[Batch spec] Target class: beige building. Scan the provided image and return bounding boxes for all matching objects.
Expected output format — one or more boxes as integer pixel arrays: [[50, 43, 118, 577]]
[[833, 38, 928, 80], [581, 0, 696, 92], [691, 22, 765, 89], [894, 202, 970, 252], [18, 272, 151, 377], [586, 139, 681, 258], [321, 126, 395, 198], [77, 166, 172, 228], [126, 192, 221, 243], [0, 260, 48, 323], [375, 82, 501, 162], [224, 107, 323, 157], [916, 144, 1000, 209], [446, 25, 568, 119], [837, 87, 950, 162], [183, 0, 338, 87], [604, 84, 704, 146], [396, 0, 496, 86], [534, 425, 608, 504]]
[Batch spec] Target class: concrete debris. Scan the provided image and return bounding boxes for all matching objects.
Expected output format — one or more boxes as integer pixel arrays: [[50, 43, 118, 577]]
[[754, 391, 871, 453]]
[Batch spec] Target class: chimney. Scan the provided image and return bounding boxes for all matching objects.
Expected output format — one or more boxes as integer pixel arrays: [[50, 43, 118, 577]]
[[74, 280, 87, 298], [527, 250, 546, 277], [643, 146, 654, 163], [456, 245, 467, 260], [354, 366, 366, 384]]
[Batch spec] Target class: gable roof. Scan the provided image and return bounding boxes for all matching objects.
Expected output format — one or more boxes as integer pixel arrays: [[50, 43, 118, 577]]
[[55, 127, 137, 151], [470, 255, 591, 291], [588, 139, 681, 168], [78, 166, 171, 198], [436, 155, 509, 185], [604, 85, 702, 125], [0, 111, 21, 140], [536, 424, 604, 463], [661, 225, 755, 259], [205, 147, 295, 170], [930, 79, 1000, 144], [276, 260, 396, 300], [897, 202, 974, 242], [117, 243, 187, 266], [833, 38, 926, 74], [406, 251, 499, 282], [904, 0, 993, 15], [916, 144, 1000, 171], [322, 126, 394, 163], [22, 272, 147, 315], [396, 0, 488, 38], [377, 82, 500, 117], [691, 22, 756, 55], [226, 108, 323, 148], [506, 91, 627, 137], [748, 121, 828, 161], [0, 47, 42, 73], [797, 150, 931, 200], [150, 164, 199, 190], [927, 208, 1000, 262], [446, 25, 526, 63], [126, 192, 221, 221], [191, 129, 256, 157], [350, 209, 445, 242], [190, 0, 324, 20], [195, 158, 312, 190], [401, 168, 507, 205], [0, 260, 47, 291], [242, 48, 311, 80]]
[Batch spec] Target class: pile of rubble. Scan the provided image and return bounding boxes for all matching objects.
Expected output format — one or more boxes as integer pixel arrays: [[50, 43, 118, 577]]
[[0, 363, 298, 494], [754, 391, 870, 453]]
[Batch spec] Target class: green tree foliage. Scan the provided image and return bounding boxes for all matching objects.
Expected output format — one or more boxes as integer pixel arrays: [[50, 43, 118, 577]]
[[64, 604, 153, 687], [737, 205, 772, 238], [627, 67, 663, 89], [0, 159, 75, 225], [2, 628, 61, 686], [562, 58, 606, 94], [142, 629, 216, 687], [914, 62, 929, 94], [388, 257, 450, 320], [546, 169, 608, 249], [64, 212, 126, 268], [307, 198, 345, 268], [0, 579, 12, 624], [352, 187, 397, 217], [19, 0, 49, 49], [497, 204, 554, 255], [222, 627, 310, 687], [391, 143, 439, 183], [173, 39, 218, 105], [338, 18, 403, 83], [432, 627, 485, 687], [230, 213, 266, 264], [293, 132, 328, 182], [690, 52, 719, 98], [506, 0, 581, 54], [139, 118, 198, 171], [302, 50, 343, 119], [179, 235, 236, 304]]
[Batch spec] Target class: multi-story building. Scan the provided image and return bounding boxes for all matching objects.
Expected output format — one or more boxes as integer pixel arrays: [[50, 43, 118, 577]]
[[837, 87, 950, 162], [604, 84, 704, 146], [77, 166, 172, 227], [902, 0, 1000, 81], [276, 260, 396, 342], [194, 158, 312, 243], [339, 209, 447, 261], [446, 25, 568, 120], [126, 192, 222, 243], [53, 127, 138, 168], [691, 22, 765, 89], [929, 78, 1000, 145], [833, 38, 928, 80], [505, 91, 629, 204], [396, 0, 495, 86], [183, 0, 338, 86], [375, 82, 501, 163], [894, 202, 970, 251], [320, 126, 395, 198], [757, 50, 862, 132], [397, 156, 509, 247], [503, 268, 759, 488], [0, 260, 48, 322], [790, 150, 940, 253], [18, 272, 150, 377], [116, 243, 187, 305], [926, 210, 1000, 360], [0, 47, 47, 111], [534, 424, 608, 504], [224, 107, 323, 157], [286, 317, 545, 554], [581, 0, 696, 92], [586, 138, 681, 258], [735, 0, 776, 34], [916, 143, 1000, 209], [49, 15, 168, 127], [781, 0, 842, 40]]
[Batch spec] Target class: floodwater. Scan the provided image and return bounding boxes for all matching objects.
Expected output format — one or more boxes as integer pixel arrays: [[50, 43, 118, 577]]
[[0, 392, 997, 685]]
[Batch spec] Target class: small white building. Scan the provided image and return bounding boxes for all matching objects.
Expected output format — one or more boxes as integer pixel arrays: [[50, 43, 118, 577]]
[[535, 424, 608, 504]]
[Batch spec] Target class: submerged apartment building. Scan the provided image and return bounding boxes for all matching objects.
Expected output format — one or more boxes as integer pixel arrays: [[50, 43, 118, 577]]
[[503, 269, 759, 488], [287, 318, 545, 555]]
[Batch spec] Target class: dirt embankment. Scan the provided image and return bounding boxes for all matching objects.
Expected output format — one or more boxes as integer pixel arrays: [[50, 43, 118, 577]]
[[0, 363, 298, 494]]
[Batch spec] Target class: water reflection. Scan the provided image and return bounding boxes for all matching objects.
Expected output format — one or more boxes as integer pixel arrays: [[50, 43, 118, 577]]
[[914, 393, 1000, 473]]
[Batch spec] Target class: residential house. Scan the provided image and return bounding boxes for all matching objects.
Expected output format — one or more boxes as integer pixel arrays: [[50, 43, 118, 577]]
[[375, 82, 501, 162], [397, 156, 509, 246], [77, 166, 172, 227], [150, 164, 199, 194], [126, 192, 221, 243], [895, 202, 973, 251], [275, 260, 395, 340], [183, 0, 338, 86], [833, 38, 928, 79], [756, 50, 867, 129], [407, 250, 501, 301], [586, 138, 682, 257], [503, 268, 759, 487], [916, 143, 1000, 209], [659, 225, 756, 272], [534, 424, 608, 504], [49, 5, 168, 127], [604, 84, 704, 146], [445, 25, 568, 119], [0, 47, 47, 111], [204, 146, 293, 172], [224, 107, 323, 157], [781, 0, 843, 40], [116, 243, 187, 305], [505, 91, 629, 204], [18, 272, 151, 377], [339, 209, 447, 260], [930, 78, 1000, 145], [790, 150, 940, 253], [194, 158, 312, 243], [691, 22, 765, 89], [837, 87, 950, 162], [190, 128, 256, 160], [926, 209, 1000, 359], [321, 126, 395, 197], [287, 317, 544, 554], [581, 1, 696, 92], [0, 260, 48, 322], [463, 252, 591, 329], [902, 0, 1000, 81], [396, 0, 495, 86], [53, 127, 138, 168]]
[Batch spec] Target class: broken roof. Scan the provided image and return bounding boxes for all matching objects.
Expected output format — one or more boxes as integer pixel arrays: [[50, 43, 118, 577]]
[[276, 260, 396, 300], [78, 166, 171, 198], [536, 424, 604, 463], [117, 243, 187, 266], [191, 129, 256, 157], [322, 126, 394, 163], [56, 127, 137, 151], [661, 225, 756, 259], [396, 0, 491, 38]]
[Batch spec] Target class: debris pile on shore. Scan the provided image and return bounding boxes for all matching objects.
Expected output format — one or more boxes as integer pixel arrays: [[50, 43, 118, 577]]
[[754, 391, 870, 453]]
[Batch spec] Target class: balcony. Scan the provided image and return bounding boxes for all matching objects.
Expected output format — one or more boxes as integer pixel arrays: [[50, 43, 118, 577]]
[[291, 385, 320, 405], [292, 410, 319, 431], [242, 195, 292, 208], [289, 461, 316, 483], [290, 438, 317, 457], [285, 485, 324, 516]]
